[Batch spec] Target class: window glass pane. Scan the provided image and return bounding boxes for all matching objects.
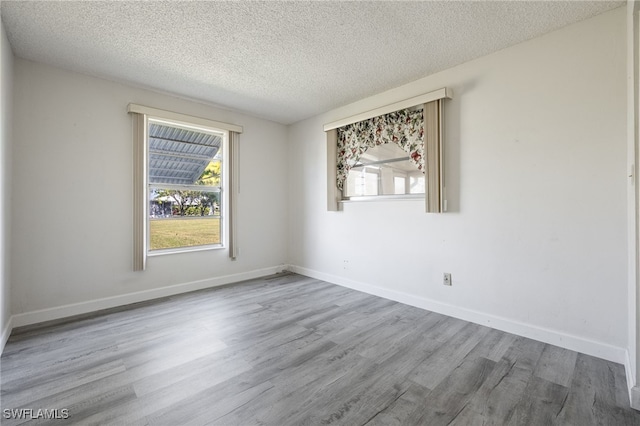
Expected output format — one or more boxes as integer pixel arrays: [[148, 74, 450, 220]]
[[146, 118, 225, 253], [148, 119, 223, 187], [149, 188, 221, 250], [343, 143, 425, 197], [363, 170, 379, 195], [345, 169, 379, 196], [198, 159, 221, 187], [410, 175, 425, 194], [394, 177, 406, 194]]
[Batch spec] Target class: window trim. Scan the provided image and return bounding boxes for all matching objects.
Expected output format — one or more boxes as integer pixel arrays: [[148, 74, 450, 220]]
[[129, 104, 242, 271], [128, 104, 243, 133], [323, 87, 451, 131]]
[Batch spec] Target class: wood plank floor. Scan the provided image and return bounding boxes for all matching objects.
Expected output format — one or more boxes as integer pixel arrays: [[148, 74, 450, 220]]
[[1, 272, 639, 425]]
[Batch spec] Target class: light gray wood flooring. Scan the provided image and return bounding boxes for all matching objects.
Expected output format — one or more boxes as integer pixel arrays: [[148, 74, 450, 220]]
[[1, 273, 639, 425]]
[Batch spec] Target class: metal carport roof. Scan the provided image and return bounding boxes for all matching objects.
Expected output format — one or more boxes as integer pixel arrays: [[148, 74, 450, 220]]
[[148, 122, 222, 185]]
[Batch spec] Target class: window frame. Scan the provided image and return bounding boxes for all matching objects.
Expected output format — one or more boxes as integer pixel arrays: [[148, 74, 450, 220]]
[[128, 104, 242, 271], [145, 117, 228, 256]]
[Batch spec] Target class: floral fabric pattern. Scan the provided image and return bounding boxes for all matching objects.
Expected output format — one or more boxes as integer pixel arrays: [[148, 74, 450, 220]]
[[336, 109, 424, 190]]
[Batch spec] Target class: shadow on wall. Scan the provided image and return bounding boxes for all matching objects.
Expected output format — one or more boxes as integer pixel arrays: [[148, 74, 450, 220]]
[[443, 79, 478, 214]]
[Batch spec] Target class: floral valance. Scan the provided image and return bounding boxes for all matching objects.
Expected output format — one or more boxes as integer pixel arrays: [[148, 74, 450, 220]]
[[336, 109, 424, 190]]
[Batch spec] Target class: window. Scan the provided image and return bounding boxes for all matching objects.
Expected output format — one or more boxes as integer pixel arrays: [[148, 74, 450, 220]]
[[129, 104, 242, 271], [324, 87, 449, 212], [343, 143, 425, 198], [147, 118, 225, 252]]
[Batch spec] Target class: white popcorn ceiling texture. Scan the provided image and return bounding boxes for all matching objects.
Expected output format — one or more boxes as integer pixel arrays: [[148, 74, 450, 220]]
[[0, 1, 622, 124]]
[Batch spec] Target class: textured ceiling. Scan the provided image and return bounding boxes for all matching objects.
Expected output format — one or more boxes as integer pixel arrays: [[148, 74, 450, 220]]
[[0, 1, 623, 124]]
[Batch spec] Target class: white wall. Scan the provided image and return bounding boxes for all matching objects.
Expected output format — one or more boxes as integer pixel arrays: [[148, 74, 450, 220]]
[[289, 7, 628, 362], [10, 59, 289, 323], [1, 19, 14, 347]]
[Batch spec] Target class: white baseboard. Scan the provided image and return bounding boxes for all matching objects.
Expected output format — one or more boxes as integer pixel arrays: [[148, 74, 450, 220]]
[[626, 350, 640, 410], [631, 386, 640, 411], [288, 265, 627, 365], [11, 265, 287, 329], [1, 314, 13, 354]]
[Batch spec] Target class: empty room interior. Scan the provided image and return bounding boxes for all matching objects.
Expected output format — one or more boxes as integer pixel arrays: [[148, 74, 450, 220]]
[[3, 0, 640, 424]]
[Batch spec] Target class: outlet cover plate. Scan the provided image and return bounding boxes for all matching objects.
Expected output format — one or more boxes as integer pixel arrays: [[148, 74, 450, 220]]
[[444, 273, 452, 286]]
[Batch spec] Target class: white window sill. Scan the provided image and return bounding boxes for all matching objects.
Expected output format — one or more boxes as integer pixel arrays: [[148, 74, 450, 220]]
[[148, 244, 225, 257], [341, 194, 425, 203]]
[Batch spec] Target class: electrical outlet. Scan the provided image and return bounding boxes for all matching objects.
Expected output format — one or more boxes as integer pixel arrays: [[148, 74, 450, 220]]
[[443, 273, 452, 286]]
